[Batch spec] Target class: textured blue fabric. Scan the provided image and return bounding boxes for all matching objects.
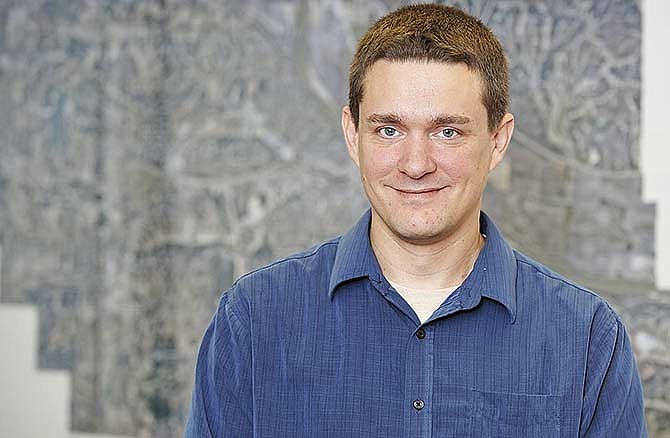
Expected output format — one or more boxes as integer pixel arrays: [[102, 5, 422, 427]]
[[185, 210, 647, 437]]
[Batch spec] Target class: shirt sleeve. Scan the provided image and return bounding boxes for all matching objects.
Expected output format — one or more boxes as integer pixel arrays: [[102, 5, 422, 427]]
[[184, 290, 253, 438], [579, 305, 648, 437]]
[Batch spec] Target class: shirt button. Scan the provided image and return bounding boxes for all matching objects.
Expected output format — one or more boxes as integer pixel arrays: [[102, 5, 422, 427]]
[[413, 399, 425, 411], [415, 328, 426, 339]]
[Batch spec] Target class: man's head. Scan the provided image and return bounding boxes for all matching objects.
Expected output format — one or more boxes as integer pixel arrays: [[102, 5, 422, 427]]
[[341, 4, 514, 247], [348, 4, 509, 132]]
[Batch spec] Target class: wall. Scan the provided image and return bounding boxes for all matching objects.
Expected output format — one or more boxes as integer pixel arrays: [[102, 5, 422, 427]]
[[642, 0, 670, 290]]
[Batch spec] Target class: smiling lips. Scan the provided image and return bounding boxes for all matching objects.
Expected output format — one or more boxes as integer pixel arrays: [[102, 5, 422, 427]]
[[391, 186, 446, 195]]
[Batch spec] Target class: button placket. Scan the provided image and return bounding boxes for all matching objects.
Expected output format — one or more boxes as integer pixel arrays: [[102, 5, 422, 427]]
[[404, 324, 434, 436]]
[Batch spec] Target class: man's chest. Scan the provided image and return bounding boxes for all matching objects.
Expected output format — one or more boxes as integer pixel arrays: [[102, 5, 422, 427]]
[[247, 292, 584, 437]]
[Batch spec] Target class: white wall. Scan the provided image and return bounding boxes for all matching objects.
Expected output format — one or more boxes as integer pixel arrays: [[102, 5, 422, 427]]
[[0, 304, 136, 438], [641, 0, 670, 290], [0, 305, 71, 438]]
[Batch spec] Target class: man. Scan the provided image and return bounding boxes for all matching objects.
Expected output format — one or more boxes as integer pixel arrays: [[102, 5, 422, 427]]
[[185, 4, 647, 437]]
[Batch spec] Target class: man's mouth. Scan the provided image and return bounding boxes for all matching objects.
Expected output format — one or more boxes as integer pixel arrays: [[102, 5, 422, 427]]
[[393, 186, 445, 194]]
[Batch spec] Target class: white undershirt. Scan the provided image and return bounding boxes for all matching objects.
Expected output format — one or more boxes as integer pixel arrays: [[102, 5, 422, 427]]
[[384, 234, 484, 324], [387, 280, 460, 324]]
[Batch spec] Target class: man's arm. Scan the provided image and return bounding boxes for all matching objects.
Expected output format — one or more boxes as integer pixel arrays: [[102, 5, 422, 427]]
[[184, 290, 253, 437], [579, 305, 647, 437]]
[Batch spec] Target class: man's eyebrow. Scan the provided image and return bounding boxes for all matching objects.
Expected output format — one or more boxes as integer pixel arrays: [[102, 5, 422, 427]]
[[431, 114, 472, 126], [366, 113, 403, 125], [365, 113, 472, 126]]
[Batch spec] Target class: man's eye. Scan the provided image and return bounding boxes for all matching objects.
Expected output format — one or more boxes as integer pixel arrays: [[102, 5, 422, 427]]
[[380, 127, 399, 137], [440, 128, 457, 138]]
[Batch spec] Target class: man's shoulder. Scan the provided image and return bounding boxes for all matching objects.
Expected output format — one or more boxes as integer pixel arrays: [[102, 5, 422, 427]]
[[512, 250, 617, 322], [513, 250, 594, 294], [231, 236, 342, 293]]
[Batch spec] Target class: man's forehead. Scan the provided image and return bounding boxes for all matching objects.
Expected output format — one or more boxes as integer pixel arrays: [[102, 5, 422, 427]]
[[359, 59, 487, 118], [361, 59, 484, 94]]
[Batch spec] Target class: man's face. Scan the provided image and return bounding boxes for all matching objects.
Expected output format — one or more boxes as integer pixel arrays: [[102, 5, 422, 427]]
[[342, 60, 513, 245]]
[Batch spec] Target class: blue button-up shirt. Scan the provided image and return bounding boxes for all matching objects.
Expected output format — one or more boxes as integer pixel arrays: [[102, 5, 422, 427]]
[[185, 211, 647, 437]]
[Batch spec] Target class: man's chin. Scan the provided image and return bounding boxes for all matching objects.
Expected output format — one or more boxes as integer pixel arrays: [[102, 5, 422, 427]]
[[390, 223, 449, 246], [371, 207, 453, 244]]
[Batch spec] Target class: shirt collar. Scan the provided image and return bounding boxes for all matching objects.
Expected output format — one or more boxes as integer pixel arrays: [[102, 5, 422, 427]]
[[469, 211, 518, 323], [328, 210, 383, 296], [328, 209, 518, 322]]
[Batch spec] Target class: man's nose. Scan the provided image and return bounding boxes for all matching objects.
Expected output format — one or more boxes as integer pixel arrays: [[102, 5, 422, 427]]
[[397, 134, 437, 179]]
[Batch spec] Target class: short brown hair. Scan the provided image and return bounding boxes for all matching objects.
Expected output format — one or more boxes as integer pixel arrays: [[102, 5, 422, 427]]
[[348, 4, 509, 132]]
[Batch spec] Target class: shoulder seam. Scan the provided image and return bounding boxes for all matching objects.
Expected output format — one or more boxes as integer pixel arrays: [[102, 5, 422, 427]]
[[515, 256, 603, 301], [516, 256, 619, 327], [232, 238, 340, 286]]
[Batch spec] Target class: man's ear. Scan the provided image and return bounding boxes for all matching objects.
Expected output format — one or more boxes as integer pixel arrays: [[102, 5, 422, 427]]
[[342, 106, 360, 167], [489, 112, 514, 171]]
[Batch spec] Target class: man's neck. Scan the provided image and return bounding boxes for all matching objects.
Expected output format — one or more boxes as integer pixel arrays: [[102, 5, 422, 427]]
[[370, 213, 484, 290]]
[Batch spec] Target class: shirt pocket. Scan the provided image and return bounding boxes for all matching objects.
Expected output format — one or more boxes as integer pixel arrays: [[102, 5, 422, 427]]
[[469, 389, 561, 438]]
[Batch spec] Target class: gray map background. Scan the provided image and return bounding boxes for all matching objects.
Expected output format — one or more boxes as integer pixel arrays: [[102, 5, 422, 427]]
[[0, 0, 668, 436]]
